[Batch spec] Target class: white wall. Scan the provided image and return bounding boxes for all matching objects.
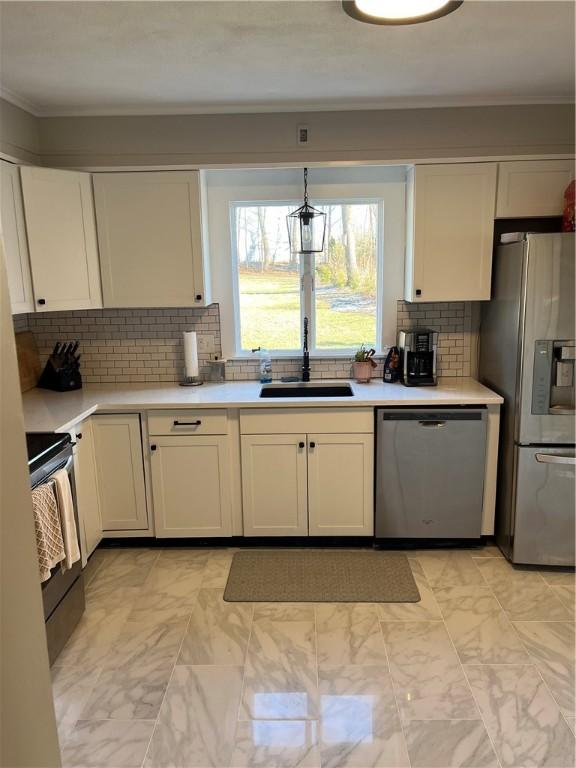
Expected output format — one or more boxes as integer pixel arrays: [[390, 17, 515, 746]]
[[35, 103, 574, 168], [0, 242, 61, 767], [0, 98, 41, 164]]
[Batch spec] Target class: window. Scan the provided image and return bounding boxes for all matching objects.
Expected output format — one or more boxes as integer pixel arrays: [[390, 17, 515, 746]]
[[231, 200, 382, 355], [205, 165, 406, 359]]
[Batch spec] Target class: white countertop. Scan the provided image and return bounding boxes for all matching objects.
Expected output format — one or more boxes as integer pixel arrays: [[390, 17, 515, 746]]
[[21, 378, 502, 433]]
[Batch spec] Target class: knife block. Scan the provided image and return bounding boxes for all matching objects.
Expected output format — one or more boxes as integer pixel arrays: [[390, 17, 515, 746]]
[[38, 360, 82, 392]]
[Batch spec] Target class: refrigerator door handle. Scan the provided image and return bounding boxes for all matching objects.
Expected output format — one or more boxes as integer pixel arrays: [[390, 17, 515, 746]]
[[535, 453, 576, 466]]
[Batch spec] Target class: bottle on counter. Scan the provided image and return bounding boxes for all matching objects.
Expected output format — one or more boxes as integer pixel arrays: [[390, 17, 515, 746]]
[[252, 346, 273, 383], [383, 346, 401, 383]]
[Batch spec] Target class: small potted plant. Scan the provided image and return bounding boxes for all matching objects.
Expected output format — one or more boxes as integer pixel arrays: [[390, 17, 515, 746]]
[[353, 345, 377, 383]]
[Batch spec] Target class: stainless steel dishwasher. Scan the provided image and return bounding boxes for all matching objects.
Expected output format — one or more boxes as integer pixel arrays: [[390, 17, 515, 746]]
[[375, 408, 487, 540]]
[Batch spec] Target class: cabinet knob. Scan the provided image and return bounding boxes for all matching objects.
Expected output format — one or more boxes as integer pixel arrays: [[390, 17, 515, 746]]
[[298, 441, 305, 448], [415, 289, 422, 296], [37, 298, 46, 305], [195, 294, 202, 302], [150, 444, 157, 452], [309, 441, 316, 448]]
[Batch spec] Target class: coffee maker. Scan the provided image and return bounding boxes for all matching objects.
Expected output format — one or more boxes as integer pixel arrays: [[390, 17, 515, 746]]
[[398, 329, 438, 386]]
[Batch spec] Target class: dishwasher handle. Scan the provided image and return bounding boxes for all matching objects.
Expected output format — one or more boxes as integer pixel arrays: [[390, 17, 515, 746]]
[[380, 410, 484, 422], [419, 420, 446, 428]]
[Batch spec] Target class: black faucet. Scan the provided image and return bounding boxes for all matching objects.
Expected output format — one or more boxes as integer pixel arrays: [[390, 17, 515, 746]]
[[302, 316, 310, 382]]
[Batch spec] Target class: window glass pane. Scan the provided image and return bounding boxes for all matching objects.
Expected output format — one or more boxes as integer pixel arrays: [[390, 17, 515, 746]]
[[314, 203, 378, 350], [234, 204, 301, 352]]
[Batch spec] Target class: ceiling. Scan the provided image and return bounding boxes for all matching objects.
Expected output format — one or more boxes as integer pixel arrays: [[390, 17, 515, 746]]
[[0, 0, 574, 117]]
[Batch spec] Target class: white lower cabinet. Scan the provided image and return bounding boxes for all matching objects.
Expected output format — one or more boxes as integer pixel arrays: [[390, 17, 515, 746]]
[[240, 430, 374, 537], [241, 434, 308, 536], [150, 436, 232, 537], [73, 419, 103, 561], [308, 433, 374, 536], [92, 414, 148, 531]]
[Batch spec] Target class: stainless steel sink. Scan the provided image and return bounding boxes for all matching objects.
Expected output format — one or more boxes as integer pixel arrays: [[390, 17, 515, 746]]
[[259, 382, 354, 398]]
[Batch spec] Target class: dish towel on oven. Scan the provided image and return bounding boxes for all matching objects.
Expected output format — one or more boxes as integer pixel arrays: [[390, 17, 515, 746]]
[[31, 483, 66, 582], [52, 468, 81, 570]]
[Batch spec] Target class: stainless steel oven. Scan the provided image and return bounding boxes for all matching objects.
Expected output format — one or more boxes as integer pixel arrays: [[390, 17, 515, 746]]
[[27, 432, 85, 664]]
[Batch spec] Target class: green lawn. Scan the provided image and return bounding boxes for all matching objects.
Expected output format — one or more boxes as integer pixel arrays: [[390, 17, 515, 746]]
[[239, 271, 376, 351]]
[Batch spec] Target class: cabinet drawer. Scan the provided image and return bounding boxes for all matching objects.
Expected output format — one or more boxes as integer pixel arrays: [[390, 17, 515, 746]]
[[148, 409, 228, 436], [240, 408, 373, 435]]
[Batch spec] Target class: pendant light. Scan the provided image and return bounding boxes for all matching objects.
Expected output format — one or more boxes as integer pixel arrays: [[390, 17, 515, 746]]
[[342, 0, 463, 25], [287, 168, 326, 254]]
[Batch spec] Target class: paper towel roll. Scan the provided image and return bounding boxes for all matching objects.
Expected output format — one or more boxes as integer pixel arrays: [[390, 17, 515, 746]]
[[183, 331, 199, 379]]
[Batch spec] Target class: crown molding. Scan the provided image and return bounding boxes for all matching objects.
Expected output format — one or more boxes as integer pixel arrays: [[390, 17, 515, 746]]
[[0, 85, 573, 119], [0, 86, 42, 117]]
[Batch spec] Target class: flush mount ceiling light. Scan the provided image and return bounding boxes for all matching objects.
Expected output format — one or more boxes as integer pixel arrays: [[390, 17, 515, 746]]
[[342, 0, 463, 25], [287, 168, 326, 254]]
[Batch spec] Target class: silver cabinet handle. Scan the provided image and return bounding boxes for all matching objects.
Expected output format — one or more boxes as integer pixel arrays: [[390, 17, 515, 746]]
[[419, 421, 446, 427], [535, 453, 576, 466]]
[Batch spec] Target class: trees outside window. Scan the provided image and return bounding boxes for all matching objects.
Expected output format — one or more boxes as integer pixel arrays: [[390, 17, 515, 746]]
[[231, 200, 381, 354]]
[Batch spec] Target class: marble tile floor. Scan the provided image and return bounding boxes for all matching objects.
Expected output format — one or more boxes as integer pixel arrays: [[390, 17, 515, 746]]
[[52, 546, 575, 768]]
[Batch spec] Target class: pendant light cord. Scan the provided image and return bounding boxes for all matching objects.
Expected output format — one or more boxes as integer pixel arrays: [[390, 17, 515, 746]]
[[303, 167, 308, 206]]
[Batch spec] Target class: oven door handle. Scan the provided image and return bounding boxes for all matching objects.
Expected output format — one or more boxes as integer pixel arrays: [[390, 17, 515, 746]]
[[56, 455, 75, 474]]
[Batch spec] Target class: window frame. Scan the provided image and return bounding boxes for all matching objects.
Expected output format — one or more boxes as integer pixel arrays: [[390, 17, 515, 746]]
[[204, 166, 406, 361]]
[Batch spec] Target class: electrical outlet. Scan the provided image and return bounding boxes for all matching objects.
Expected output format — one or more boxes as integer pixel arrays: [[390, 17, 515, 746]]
[[297, 124, 309, 145], [197, 335, 214, 354]]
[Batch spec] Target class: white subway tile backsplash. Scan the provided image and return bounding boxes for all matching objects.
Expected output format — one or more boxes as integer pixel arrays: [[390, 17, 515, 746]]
[[12, 299, 476, 383], [12, 315, 29, 333], [396, 299, 475, 377]]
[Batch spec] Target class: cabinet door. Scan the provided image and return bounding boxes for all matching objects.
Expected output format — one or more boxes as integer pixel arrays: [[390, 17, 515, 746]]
[[20, 167, 102, 312], [92, 414, 148, 531], [151, 436, 232, 537], [406, 163, 497, 302], [74, 419, 102, 560], [241, 434, 308, 536], [0, 160, 34, 314], [308, 433, 374, 536], [496, 160, 575, 218], [94, 171, 210, 308]]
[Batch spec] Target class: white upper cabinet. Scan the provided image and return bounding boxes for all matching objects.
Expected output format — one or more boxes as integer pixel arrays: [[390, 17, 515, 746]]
[[0, 160, 34, 314], [20, 167, 102, 312], [94, 171, 211, 308], [496, 160, 575, 218], [405, 163, 497, 302]]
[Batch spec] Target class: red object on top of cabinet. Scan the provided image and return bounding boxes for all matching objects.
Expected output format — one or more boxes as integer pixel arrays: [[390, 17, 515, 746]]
[[562, 179, 575, 232]]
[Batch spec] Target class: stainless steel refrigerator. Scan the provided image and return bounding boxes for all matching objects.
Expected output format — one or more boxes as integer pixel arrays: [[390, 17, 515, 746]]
[[479, 233, 575, 566]]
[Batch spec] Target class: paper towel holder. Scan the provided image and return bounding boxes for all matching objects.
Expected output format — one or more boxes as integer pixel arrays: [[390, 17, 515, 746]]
[[180, 329, 204, 386], [180, 375, 203, 387]]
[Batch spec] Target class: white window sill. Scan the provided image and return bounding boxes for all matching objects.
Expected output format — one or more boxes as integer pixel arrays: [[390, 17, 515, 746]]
[[230, 353, 386, 362]]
